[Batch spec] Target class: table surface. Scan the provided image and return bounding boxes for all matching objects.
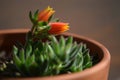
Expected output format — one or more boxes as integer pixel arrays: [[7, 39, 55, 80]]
[[0, 0, 120, 80]]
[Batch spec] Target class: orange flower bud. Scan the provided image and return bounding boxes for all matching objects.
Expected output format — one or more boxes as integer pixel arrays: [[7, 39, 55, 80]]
[[38, 6, 55, 22], [48, 22, 69, 34]]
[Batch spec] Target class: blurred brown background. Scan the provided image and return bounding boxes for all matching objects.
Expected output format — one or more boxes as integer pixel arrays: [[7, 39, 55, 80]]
[[0, 0, 120, 80]]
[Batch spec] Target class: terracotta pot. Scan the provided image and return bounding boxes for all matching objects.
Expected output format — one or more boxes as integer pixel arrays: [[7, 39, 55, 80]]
[[0, 29, 111, 80]]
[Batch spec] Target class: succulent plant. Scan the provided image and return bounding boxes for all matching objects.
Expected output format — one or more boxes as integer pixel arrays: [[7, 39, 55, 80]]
[[11, 36, 92, 77], [0, 6, 93, 77], [0, 36, 92, 77]]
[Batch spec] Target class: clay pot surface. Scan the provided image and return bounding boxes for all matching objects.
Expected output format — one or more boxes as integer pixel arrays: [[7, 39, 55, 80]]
[[0, 29, 111, 80]]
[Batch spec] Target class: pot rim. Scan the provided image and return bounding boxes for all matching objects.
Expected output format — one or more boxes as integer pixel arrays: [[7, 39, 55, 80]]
[[0, 29, 111, 80]]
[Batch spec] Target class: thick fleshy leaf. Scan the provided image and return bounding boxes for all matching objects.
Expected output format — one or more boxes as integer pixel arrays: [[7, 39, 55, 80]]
[[47, 44, 55, 59], [25, 44, 32, 58], [59, 36, 65, 54], [65, 36, 73, 54], [34, 9, 39, 21], [13, 45, 18, 55], [19, 49, 25, 63], [50, 36, 60, 55], [29, 11, 34, 24], [13, 54, 21, 67], [83, 50, 92, 69]]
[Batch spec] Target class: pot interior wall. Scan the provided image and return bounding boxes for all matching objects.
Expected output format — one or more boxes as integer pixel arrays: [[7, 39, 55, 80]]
[[0, 33, 26, 56]]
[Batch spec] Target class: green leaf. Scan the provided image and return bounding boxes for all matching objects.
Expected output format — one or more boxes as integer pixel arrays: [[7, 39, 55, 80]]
[[25, 44, 32, 58], [65, 36, 73, 54], [76, 53, 83, 71], [79, 43, 84, 52], [59, 36, 66, 60], [83, 50, 92, 69], [39, 54, 44, 63], [83, 62, 92, 69], [50, 36, 58, 43], [34, 9, 39, 21], [40, 26, 50, 32], [83, 49, 89, 56], [70, 41, 77, 53], [70, 45, 80, 59], [59, 36, 65, 53], [33, 41, 42, 50], [38, 21, 47, 26], [47, 44, 55, 59], [13, 54, 21, 67], [50, 36, 60, 55], [19, 48, 25, 63], [26, 54, 35, 68], [13, 45, 18, 55], [30, 54, 35, 63], [29, 11, 34, 24], [82, 44, 87, 52]]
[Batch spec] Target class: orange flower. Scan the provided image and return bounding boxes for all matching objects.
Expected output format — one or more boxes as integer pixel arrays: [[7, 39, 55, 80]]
[[38, 6, 55, 22], [48, 22, 69, 34]]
